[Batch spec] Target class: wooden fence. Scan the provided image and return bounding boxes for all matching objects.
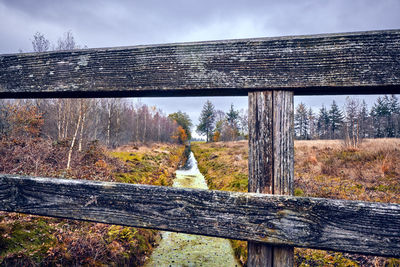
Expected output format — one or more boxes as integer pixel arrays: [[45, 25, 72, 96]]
[[1, 29, 400, 266]]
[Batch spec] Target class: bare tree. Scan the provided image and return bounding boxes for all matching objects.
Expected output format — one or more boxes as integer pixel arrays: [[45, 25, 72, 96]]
[[66, 100, 84, 170], [56, 30, 76, 50], [61, 99, 72, 140], [344, 97, 361, 148], [92, 99, 101, 140], [78, 100, 91, 151], [239, 109, 248, 138], [32, 32, 50, 52], [308, 107, 316, 139]]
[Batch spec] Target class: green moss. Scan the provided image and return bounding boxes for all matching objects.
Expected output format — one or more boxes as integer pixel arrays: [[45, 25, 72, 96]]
[[107, 225, 138, 245], [294, 188, 305, 196], [386, 258, 400, 267], [111, 151, 161, 184], [295, 249, 359, 267], [0, 217, 56, 263], [368, 184, 398, 192], [228, 173, 248, 191], [230, 240, 247, 266], [115, 172, 140, 183], [335, 150, 363, 162], [109, 151, 143, 163], [135, 229, 158, 252]]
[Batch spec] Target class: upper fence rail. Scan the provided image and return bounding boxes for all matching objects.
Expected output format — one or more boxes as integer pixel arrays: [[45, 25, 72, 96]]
[[1, 29, 400, 98]]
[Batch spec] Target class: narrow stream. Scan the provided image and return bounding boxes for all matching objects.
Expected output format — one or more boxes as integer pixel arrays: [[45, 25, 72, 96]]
[[145, 152, 240, 267]]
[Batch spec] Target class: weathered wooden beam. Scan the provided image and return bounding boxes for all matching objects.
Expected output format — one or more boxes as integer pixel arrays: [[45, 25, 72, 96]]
[[1, 30, 400, 98], [248, 91, 294, 266], [0, 174, 399, 257]]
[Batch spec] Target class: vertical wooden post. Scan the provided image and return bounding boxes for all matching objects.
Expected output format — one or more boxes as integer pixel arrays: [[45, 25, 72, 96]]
[[248, 90, 294, 266]]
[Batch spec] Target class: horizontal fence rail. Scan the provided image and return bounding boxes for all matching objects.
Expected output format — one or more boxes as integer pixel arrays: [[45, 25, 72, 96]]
[[1, 30, 400, 98], [0, 174, 399, 258]]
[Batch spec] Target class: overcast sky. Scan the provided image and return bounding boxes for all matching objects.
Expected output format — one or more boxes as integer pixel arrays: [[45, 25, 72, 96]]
[[1, 0, 400, 137]]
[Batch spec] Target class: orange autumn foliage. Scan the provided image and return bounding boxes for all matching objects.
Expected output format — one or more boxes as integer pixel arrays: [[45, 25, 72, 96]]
[[7, 104, 44, 138], [213, 131, 221, 142], [172, 126, 188, 144]]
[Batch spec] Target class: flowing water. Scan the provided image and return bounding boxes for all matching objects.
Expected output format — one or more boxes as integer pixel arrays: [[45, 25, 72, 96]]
[[145, 152, 240, 267]]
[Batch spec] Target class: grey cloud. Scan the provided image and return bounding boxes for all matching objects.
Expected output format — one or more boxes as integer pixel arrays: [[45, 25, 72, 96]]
[[2, 0, 400, 54]]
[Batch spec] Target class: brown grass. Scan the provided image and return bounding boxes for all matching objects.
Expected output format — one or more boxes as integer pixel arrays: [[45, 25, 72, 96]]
[[192, 139, 400, 267], [0, 140, 185, 266], [295, 138, 400, 203]]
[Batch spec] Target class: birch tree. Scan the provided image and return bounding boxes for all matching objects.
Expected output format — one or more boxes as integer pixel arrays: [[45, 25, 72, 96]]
[[66, 100, 83, 170]]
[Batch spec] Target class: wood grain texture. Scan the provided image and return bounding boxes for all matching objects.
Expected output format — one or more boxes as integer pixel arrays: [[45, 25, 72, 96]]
[[1, 30, 400, 98], [0, 174, 399, 257], [248, 91, 294, 266]]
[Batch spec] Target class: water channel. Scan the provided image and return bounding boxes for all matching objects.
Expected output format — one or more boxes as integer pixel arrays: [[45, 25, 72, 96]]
[[145, 152, 240, 267]]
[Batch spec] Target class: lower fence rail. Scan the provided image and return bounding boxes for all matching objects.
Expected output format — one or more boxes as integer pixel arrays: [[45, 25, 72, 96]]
[[0, 174, 399, 257]]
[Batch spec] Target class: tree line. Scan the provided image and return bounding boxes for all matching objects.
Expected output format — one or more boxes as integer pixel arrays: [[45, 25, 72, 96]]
[[295, 95, 400, 144], [0, 99, 181, 143], [196, 100, 248, 142]]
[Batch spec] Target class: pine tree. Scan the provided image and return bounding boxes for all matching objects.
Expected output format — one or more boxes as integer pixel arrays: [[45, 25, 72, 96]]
[[383, 95, 395, 137], [225, 104, 240, 141], [317, 105, 330, 139], [344, 97, 360, 147], [197, 100, 216, 142], [371, 96, 389, 137], [294, 103, 309, 140], [389, 95, 399, 114], [388, 95, 400, 137], [359, 100, 369, 138], [329, 100, 344, 139], [308, 107, 316, 139], [226, 104, 239, 128]]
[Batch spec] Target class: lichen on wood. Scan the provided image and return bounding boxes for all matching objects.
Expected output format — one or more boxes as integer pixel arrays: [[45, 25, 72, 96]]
[[0, 174, 399, 257], [1, 30, 400, 98]]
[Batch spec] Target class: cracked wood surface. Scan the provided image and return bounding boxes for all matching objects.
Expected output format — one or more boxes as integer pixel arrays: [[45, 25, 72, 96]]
[[248, 91, 294, 266], [1, 30, 400, 98], [0, 174, 399, 257]]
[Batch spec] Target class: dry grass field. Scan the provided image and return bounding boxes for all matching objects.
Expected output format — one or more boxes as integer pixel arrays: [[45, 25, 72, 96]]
[[0, 141, 185, 266], [192, 139, 400, 267], [294, 138, 400, 203]]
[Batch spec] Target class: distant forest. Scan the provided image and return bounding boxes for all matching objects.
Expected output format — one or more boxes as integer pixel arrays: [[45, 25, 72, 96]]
[[0, 99, 181, 147], [195, 95, 400, 145], [294, 95, 400, 144], [0, 98, 248, 146]]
